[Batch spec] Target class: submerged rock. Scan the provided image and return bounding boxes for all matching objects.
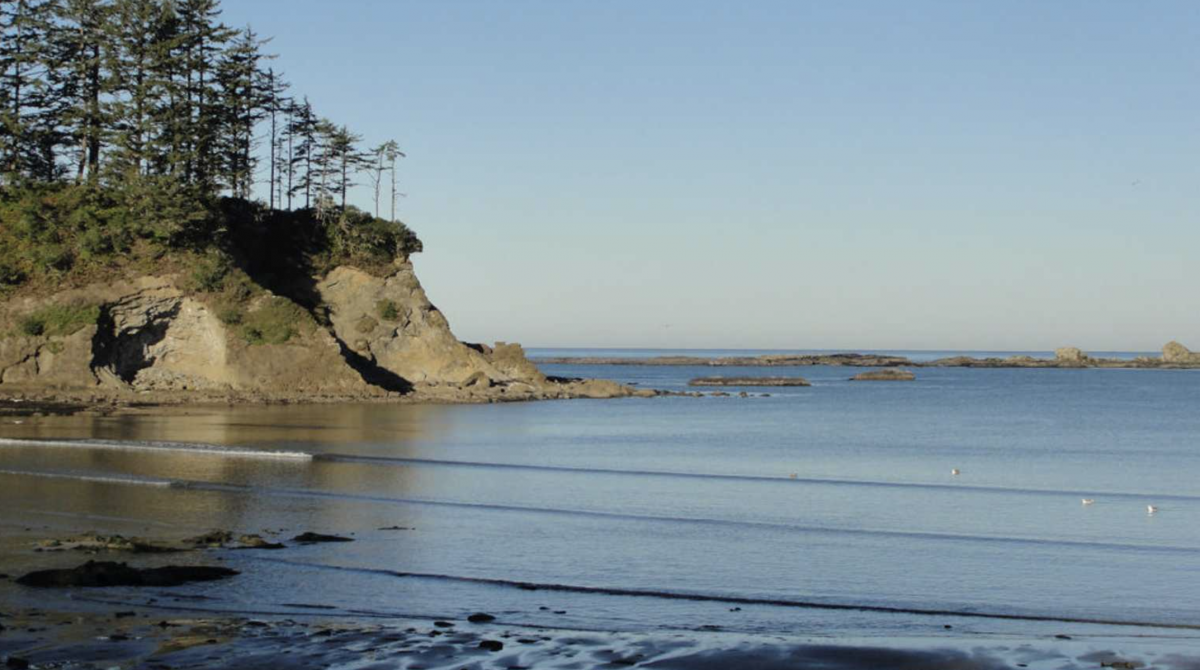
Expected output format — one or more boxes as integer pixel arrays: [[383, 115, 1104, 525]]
[[236, 534, 285, 550], [467, 613, 496, 623], [291, 532, 354, 544], [16, 561, 238, 588], [850, 369, 916, 381]]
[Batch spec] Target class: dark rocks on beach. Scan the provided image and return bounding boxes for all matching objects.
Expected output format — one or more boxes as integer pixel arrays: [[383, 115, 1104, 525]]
[[688, 377, 812, 387], [850, 369, 916, 381], [15, 561, 239, 588], [5, 657, 30, 670], [185, 530, 234, 548], [478, 640, 504, 652], [467, 613, 496, 623], [291, 532, 354, 544], [235, 534, 285, 550]]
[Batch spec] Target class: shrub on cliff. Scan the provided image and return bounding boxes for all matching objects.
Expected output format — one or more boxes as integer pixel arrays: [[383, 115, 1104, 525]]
[[15, 301, 101, 338], [240, 296, 316, 346], [0, 183, 420, 297]]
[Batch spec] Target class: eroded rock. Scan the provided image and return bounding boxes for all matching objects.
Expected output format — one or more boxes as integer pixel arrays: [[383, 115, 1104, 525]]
[[16, 561, 238, 588]]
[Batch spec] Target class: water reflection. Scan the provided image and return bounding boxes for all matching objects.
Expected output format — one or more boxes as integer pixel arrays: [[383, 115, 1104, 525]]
[[1, 403, 457, 449]]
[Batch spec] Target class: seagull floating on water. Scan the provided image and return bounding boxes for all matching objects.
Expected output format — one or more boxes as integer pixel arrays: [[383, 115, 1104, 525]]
[[1147, 505, 1159, 514], [950, 468, 961, 476], [1081, 498, 1095, 505]]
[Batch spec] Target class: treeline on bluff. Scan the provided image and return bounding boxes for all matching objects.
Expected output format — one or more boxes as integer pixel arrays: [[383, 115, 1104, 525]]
[[0, 0, 420, 302]]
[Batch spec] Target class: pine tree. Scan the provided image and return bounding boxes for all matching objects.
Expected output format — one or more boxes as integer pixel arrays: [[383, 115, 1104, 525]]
[[0, 0, 59, 180], [262, 66, 288, 209], [287, 97, 317, 209], [105, 0, 172, 176], [311, 116, 336, 219], [386, 140, 404, 223], [214, 25, 267, 198], [367, 139, 403, 219], [54, 0, 110, 183], [329, 124, 364, 211], [175, 0, 232, 189]]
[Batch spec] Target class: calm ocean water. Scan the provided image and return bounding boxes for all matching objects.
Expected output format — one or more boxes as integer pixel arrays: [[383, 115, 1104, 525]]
[[2, 349, 1199, 642]]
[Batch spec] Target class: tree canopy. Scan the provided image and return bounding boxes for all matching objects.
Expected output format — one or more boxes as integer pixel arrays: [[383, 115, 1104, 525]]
[[0, 0, 415, 292]]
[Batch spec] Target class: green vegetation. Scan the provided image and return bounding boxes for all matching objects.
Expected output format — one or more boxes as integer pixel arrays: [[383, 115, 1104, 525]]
[[0, 0, 419, 301], [240, 296, 313, 346], [15, 301, 101, 338], [377, 299, 400, 321]]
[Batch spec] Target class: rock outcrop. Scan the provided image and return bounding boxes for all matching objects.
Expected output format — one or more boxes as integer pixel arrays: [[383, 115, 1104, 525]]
[[1053, 347, 1088, 365], [1162, 341, 1200, 364], [539, 344, 1200, 370], [0, 261, 648, 403]]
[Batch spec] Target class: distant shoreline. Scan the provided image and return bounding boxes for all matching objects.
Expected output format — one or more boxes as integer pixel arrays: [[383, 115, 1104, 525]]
[[533, 345, 1200, 370]]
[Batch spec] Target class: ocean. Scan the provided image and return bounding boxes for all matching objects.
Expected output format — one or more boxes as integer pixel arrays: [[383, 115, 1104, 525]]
[[2, 350, 1199, 648]]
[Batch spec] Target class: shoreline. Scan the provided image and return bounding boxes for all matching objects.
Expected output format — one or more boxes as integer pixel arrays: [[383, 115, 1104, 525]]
[[2, 593, 1196, 670], [2, 601, 1195, 670], [533, 350, 1200, 369]]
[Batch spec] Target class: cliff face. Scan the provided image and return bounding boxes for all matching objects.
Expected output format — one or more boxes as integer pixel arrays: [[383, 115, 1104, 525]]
[[0, 261, 648, 403]]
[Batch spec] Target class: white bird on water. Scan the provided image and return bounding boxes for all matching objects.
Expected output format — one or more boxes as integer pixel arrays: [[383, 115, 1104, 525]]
[[1147, 505, 1159, 515], [950, 468, 961, 476], [1081, 498, 1095, 505]]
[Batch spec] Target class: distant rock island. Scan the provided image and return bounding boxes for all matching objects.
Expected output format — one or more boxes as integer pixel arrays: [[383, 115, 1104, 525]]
[[851, 369, 916, 381], [688, 377, 812, 387], [536, 343, 1200, 369]]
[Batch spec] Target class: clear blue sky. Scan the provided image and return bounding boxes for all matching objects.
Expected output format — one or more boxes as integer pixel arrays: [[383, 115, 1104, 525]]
[[223, 1, 1200, 352]]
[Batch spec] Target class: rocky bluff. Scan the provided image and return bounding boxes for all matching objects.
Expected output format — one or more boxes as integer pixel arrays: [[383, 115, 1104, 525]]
[[0, 260, 650, 403]]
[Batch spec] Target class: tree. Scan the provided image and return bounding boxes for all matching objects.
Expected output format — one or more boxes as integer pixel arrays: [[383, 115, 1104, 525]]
[[0, 0, 59, 180], [175, 0, 232, 189], [287, 96, 316, 209], [54, 0, 111, 183], [311, 116, 336, 219], [367, 140, 391, 218], [385, 140, 404, 223], [104, 0, 174, 177], [328, 124, 364, 211], [261, 66, 287, 209], [214, 25, 268, 198]]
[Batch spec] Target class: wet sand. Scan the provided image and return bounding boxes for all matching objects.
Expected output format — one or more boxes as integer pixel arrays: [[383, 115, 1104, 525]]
[[2, 604, 1195, 670], [1, 525, 1196, 670]]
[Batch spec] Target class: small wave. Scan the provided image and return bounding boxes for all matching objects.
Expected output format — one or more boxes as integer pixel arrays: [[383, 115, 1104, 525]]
[[0, 437, 312, 460], [246, 556, 1200, 631], [0, 467, 174, 487], [315, 453, 1200, 503], [3, 468, 1191, 555], [171, 480, 1200, 555]]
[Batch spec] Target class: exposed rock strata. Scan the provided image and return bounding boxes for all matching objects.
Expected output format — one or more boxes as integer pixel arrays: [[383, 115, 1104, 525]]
[[0, 261, 652, 403]]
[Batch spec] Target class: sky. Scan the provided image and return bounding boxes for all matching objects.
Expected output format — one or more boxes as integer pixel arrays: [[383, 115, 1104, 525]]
[[221, 1, 1200, 352]]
